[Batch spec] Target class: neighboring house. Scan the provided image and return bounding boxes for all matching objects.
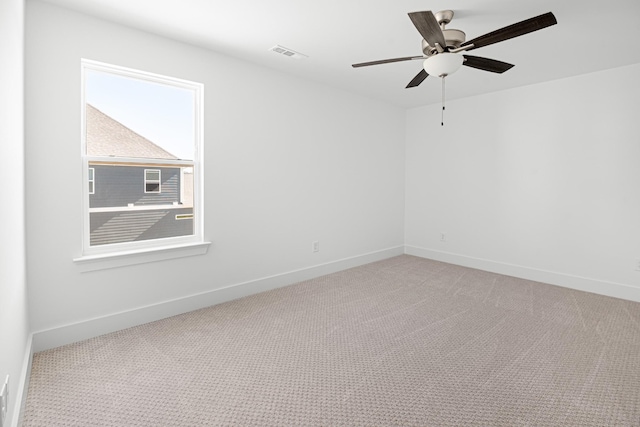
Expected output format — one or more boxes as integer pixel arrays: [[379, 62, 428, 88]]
[[86, 104, 194, 246]]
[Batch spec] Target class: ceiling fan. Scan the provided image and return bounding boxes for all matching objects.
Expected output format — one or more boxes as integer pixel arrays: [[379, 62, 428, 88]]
[[352, 10, 557, 88]]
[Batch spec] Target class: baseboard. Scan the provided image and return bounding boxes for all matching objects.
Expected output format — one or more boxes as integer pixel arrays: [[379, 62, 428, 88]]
[[12, 333, 33, 427], [405, 245, 640, 303], [32, 246, 405, 352]]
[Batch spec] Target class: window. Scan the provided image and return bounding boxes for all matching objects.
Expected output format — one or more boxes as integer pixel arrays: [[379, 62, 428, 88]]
[[80, 59, 204, 259], [88, 168, 95, 194], [144, 169, 161, 193]]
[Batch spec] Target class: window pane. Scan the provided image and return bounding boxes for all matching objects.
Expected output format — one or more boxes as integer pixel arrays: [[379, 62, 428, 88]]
[[145, 170, 160, 181], [85, 69, 195, 160], [145, 183, 160, 193], [83, 62, 200, 249], [88, 163, 193, 246]]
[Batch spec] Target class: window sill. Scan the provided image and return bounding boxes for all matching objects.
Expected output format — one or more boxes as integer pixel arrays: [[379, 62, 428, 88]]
[[73, 241, 211, 272]]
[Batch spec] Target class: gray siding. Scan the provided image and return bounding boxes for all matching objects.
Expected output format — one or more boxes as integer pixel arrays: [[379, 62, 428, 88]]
[[90, 165, 181, 208], [90, 207, 194, 246]]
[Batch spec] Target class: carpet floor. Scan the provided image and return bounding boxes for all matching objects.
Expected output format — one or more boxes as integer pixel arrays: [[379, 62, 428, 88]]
[[23, 255, 640, 426]]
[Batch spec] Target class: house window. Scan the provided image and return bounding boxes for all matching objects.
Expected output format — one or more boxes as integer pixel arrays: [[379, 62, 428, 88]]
[[88, 168, 95, 194], [144, 169, 161, 193], [81, 59, 204, 257]]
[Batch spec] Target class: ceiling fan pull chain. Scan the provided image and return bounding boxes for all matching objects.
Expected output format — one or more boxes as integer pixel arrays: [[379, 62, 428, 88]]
[[441, 76, 446, 126]]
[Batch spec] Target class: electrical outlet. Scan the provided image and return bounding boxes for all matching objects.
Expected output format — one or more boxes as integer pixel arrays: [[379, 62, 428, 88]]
[[0, 375, 8, 427], [312, 241, 320, 253]]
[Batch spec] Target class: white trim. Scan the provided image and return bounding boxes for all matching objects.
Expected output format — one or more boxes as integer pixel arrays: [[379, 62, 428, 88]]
[[404, 245, 640, 303], [35, 246, 404, 352], [80, 62, 90, 256], [81, 58, 203, 91], [73, 241, 211, 272], [79, 231, 205, 258], [11, 333, 33, 427], [88, 167, 94, 194]]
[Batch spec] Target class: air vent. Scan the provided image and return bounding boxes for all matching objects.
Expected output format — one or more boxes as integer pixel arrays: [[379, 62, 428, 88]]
[[269, 45, 308, 59]]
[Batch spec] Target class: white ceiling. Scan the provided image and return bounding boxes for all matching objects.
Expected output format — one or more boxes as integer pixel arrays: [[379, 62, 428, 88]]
[[40, 0, 640, 109]]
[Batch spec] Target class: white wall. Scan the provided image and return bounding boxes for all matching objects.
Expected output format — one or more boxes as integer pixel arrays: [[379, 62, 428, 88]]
[[0, 0, 31, 426], [25, 1, 405, 347], [405, 63, 640, 301]]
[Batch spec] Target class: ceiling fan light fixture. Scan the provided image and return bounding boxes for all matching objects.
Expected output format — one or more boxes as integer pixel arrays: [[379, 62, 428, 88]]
[[423, 53, 463, 77]]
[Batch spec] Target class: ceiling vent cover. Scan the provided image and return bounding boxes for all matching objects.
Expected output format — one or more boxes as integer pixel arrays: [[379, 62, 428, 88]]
[[269, 45, 308, 59]]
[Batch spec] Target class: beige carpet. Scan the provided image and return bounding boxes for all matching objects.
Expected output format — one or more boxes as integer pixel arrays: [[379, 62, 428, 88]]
[[23, 255, 640, 426]]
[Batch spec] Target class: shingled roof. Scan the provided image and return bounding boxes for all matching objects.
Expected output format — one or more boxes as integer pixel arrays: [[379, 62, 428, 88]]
[[86, 104, 178, 159]]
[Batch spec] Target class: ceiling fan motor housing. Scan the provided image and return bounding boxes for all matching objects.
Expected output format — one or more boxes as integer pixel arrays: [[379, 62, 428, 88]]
[[422, 28, 466, 55]]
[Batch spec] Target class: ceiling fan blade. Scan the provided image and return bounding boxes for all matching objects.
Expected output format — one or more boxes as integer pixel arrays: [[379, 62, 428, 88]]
[[406, 69, 429, 88], [462, 55, 514, 73], [352, 56, 424, 68], [408, 11, 447, 51], [460, 12, 557, 51]]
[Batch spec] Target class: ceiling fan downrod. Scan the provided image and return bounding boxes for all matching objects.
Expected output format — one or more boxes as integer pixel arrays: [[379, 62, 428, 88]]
[[441, 76, 446, 126]]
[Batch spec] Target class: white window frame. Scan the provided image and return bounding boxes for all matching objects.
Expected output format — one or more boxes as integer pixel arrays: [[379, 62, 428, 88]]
[[144, 169, 161, 193], [76, 59, 208, 268], [88, 167, 95, 194]]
